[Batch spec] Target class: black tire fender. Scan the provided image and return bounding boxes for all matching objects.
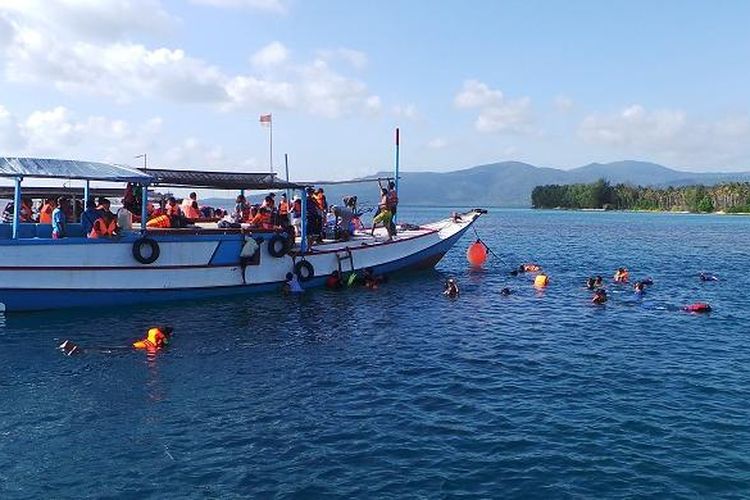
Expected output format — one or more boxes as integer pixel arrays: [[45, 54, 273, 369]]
[[132, 237, 160, 265], [268, 233, 290, 258], [294, 260, 314, 282]]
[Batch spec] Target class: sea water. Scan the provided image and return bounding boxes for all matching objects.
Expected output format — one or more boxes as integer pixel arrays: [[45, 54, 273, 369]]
[[2, 208, 750, 498]]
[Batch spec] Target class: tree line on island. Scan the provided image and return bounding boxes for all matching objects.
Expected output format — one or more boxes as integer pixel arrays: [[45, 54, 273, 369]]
[[531, 179, 750, 213]]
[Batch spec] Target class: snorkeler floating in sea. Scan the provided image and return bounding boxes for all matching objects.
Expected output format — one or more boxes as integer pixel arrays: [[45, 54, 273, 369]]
[[443, 278, 459, 298], [59, 326, 174, 356]]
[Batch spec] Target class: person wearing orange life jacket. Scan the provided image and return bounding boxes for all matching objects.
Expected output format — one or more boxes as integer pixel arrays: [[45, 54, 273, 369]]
[[614, 267, 629, 283], [146, 213, 172, 228], [277, 193, 290, 226], [39, 198, 56, 224], [88, 216, 118, 238], [249, 207, 273, 229], [132, 326, 174, 351], [184, 200, 201, 220]]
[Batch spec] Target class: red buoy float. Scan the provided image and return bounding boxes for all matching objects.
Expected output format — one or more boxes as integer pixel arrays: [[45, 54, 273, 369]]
[[467, 240, 488, 267], [683, 302, 712, 313]]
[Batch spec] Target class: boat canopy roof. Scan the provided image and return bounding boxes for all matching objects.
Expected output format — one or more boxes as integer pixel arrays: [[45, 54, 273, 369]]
[[0, 157, 152, 183], [140, 168, 303, 190]]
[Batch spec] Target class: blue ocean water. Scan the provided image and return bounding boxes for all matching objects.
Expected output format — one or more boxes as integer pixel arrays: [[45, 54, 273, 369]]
[[2, 208, 750, 498]]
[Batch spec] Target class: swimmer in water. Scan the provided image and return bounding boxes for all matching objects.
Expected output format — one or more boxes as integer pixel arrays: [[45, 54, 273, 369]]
[[699, 272, 718, 282], [594, 276, 603, 287], [443, 278, 459, 298], [641, 277, 654, 286], [592, 289, 608, 304], [500, 287, 512, 296], [585, 277, 596, 290], [633, 281, 646, 295]]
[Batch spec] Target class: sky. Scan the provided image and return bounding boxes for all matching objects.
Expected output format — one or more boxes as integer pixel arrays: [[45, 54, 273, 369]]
[[0, 0, 749, 181]]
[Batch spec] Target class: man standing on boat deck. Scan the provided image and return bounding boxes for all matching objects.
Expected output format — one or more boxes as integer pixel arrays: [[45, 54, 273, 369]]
[[386, 180, 398, 236]]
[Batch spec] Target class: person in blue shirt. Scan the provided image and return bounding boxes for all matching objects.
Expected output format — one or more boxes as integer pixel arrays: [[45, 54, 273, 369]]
[[51, 197, 66, 239], [81, 198, 100, 236]]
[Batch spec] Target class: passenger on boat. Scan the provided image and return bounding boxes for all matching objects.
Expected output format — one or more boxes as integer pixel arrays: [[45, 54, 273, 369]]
[[278, 193, 290, 226], [325, 271, 344, 290], [386, 180, 399, 235], [262, 193, 275, 210], [592, 289, 608, 304], [165, 197, 181, 217], [132, 326, 173, 351], [146, 213, 172, 228], [282, 272, 304, 294], [181, 192, 198, 215], [39, 198, 56, 224], [332, 204, 355, 241], [443, 278, 460, 298], [291, 195, 302, 236], [306, 187, 322, 246], [1, 201, 13, 223], [51, 197, 67, 239], [116, 199, 134, 233], [81, 198, 99, 236], [613, 267, 629, 283], [314, 188, 328, 213], [184, 200, 201, 220], [20, 197, 33, 222], [371, 188, 394, 240], [249, 207, 273, 229]]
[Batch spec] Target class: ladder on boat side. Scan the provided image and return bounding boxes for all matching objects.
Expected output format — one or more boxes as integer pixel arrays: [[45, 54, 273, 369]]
[[336, 248, 355, 274]]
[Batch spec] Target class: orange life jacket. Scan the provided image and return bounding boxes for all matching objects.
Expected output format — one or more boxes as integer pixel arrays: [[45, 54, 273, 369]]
[[133, 328, 169, 350], [184, 205, 201, 219], [250, 211, 273, 229], [39, 203, 54, 224], [146, 214, 172, 228], [88, 217, 117, 238]]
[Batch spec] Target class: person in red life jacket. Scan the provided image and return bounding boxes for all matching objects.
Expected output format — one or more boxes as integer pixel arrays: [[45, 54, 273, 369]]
[[683, 302, 712, 313], [133, 326, 174, 351], [325, 271, 344, 290]]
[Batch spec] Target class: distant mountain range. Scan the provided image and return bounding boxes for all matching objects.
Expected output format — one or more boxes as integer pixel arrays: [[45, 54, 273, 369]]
[[206, 160, 750, 209]]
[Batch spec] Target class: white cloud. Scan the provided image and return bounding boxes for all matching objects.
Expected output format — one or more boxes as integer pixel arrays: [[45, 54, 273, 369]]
[[190, 0, 286, 13], [0, 7, 380, 119], [317, 48, 368, 69], [0, 0, 175, 41], [427, 137, 447, 149], [579, 105, 687, 148], [454, 79, 534, 134], [300, 59, 380, 118], [0, 104, 24, 150], [393, 104, 418, 120], [554, 95, 574, 112], [579, 104, 750, 167], [251, 41, 289, 67], [224, 76, 296, 109]]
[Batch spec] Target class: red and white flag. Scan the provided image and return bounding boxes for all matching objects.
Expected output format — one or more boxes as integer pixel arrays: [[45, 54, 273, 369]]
[[259, 113, 272, 126]]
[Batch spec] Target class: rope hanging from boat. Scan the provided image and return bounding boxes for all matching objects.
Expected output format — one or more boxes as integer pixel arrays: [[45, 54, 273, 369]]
[[472, 226, 505, 265]]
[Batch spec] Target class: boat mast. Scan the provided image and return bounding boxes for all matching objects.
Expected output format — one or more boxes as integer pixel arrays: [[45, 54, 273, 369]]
[[394, 127, 400, 223]]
